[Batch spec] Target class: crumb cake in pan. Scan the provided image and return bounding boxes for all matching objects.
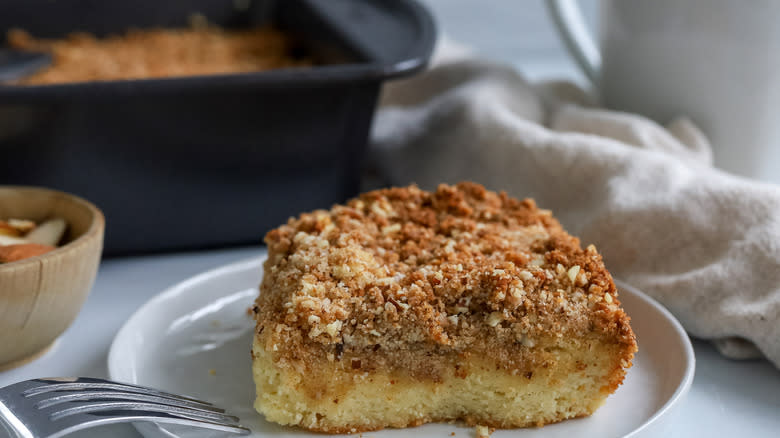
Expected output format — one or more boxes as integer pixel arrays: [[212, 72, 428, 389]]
[[252, 182, 637, 433]]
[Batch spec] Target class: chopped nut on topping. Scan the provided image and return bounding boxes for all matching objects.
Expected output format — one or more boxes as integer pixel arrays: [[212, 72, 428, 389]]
[[300, 280, 315, 295], [567, 265, 580, 283], [604, 293, 613, 304], [381, 223, 401, 235], [370, 202, 388, 217], [309, 326, 322, 338], [325, 321, 343, 337], [529, 255, 544, 267], [332, 264, 353, 279], [299, 299, 318, 310], [509, 285, 524, 299], [519, 335, 536, 348], [486, 312, 503, 327], [589, 284, 603, 294]]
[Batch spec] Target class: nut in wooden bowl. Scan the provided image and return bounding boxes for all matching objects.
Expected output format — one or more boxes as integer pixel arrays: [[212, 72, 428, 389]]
[[0, 186, 104, 370]]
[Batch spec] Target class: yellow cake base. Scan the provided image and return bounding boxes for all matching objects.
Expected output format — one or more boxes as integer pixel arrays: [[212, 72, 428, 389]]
[[252, 336, 626, 433]]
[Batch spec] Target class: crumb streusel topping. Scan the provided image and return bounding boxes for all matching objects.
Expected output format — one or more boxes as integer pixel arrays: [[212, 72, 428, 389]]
[[255, 182, 634, 377]]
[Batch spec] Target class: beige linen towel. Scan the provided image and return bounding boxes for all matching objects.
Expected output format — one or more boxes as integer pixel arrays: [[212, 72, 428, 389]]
[[371, 47, 780, 368]]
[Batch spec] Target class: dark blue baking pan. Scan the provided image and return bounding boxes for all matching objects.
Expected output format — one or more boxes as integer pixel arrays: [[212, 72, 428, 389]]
[[0, 0, 436, 255]]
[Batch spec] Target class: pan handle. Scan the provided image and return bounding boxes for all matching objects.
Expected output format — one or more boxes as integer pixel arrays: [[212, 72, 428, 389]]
[[293, 0, 437, 79]]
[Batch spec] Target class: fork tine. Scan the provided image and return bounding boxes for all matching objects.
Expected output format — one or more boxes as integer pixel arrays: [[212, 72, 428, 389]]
[[47, 401, 240, 423], [23, 378, 214, 408], [33, 390, 227, 414], [44, 412, 251, 438]]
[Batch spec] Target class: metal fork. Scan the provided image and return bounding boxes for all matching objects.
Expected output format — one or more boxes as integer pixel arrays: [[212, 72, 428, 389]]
[[0, 377, 250, 437]]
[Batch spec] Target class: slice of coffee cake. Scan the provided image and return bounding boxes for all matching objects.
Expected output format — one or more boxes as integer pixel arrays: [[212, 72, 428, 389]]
[[252, 182, 636, 433]]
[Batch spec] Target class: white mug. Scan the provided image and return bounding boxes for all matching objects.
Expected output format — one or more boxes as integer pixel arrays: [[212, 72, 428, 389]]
[[547, 0, 780, 182]]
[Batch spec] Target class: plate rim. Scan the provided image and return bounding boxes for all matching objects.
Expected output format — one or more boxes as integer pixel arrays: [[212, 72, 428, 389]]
[[613, 279, 696, 437], [108, 256, 696, 437], [107, 256, 266, 380]]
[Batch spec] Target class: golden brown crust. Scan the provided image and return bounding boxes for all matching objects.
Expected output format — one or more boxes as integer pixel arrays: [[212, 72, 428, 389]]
[[254, 182, 636, 386], [7, 26, 311, 85], [295, 412, 585, 434]]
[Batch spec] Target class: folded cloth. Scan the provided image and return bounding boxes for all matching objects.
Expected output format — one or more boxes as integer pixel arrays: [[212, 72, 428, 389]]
[[370, 43, 780, 368]]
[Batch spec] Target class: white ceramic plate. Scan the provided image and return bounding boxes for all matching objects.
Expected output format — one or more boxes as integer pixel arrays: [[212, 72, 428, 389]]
[[108, 256, 695, 438]]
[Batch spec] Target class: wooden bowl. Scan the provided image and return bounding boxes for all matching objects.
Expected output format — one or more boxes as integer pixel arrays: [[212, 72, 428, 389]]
[[0, 186, 104, 370]]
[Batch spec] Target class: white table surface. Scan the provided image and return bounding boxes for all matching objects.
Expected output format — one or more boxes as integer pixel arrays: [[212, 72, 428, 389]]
[[2, 1, 779, 437]]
